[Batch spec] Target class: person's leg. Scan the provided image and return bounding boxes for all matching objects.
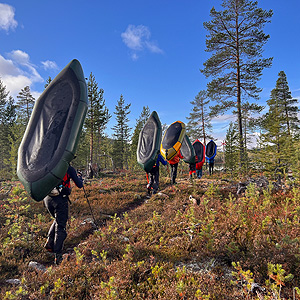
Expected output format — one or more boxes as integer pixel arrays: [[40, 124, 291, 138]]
[[153, 167, 160, 194], [52, 196, 69, 263], [44, 196, 56, 251], [191, 164, 196, 178], [170, 164, 175, 184], [44, 221, 56, 251], [147, 172, 153, 195], [173, 163, 178, 184]]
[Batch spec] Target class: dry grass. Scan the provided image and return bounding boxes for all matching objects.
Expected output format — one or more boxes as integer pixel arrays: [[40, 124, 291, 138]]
[[1, 169, 300, 299]]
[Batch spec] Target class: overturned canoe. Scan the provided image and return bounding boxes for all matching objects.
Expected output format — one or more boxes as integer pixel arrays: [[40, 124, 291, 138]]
[[137, 111, 162, 173], [17, 59, 88, 201], [193, 140, 205, 168], [160, 121, 186, 161], [181, 134, 195, 164], [205, 140, 217, 161]]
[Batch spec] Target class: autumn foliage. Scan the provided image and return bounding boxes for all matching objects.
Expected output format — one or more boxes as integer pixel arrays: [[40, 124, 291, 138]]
[[1, 169, 300, 299]]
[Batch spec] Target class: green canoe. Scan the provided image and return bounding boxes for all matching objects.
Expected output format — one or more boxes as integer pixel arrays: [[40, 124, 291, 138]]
[[137, 111, 162, 173], [17, 59, 88, 201]]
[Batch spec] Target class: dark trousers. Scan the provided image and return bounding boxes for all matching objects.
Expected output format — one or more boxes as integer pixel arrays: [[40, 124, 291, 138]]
[[44, 194, 69, 253], [189, 163, 196, 178], [147, 166, 159, 194], [196, 168, 203, 178], [209, 162, 214, 175], [170, 163, 178, 184]]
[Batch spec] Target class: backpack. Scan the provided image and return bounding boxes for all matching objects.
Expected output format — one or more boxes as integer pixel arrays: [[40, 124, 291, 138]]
[[48, 172, 71, 197]]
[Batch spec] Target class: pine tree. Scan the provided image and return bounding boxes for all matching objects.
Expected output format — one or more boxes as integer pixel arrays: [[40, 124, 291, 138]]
[[85, 73, 111, 173], [201, 0, 273, 166], [16, 86, 35, 126], [186, 90, 212, 144], [130, 106, 151, 170], [111, 94, 132, 170]]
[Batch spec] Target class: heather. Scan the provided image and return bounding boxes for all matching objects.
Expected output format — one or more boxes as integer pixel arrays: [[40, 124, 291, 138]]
[[1, 168, 300, 299]]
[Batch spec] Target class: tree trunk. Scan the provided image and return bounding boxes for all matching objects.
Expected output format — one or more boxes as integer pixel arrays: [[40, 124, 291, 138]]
[[201, 102, 206, 145], [235, 2, 244, 169]]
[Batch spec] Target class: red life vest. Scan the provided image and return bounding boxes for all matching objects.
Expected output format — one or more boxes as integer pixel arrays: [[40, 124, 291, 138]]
[[62, 172, 71, 188]]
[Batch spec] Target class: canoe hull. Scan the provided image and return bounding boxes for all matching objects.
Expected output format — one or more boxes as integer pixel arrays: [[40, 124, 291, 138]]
[[17, 59, 88, 201], [181, 135, 195, 164], [137, 111, 162, 173], [160, 121, 186, 161]]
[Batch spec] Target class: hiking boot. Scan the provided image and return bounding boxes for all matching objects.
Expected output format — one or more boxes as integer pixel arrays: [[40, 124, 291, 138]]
[[54, 253, 63, 265], [44, 240, 54, 252]]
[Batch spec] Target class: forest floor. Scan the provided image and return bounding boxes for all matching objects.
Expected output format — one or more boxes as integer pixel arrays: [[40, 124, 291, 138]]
[[1, 167, 300, 299]]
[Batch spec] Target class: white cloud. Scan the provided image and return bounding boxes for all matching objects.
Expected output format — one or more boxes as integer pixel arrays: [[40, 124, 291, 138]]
[[0, 50, 43, 97], [3, 75, 32, 95], [131, 53, 138, 61], [41, 60, 59, 71], [145, 41, 163, 54], [7, 49, 29, 64], [121, 25, 149, 50], [121, 24, 163, 60], [211, 114, 236, 133], [7, 50, 43, 83], [0, 3, 18, 32]]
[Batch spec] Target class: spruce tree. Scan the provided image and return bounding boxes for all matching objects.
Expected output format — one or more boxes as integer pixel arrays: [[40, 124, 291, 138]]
[[224, 122, 239, 175], [272, 71, 299, 136], [0, 78, 9, 123], [258, 90, 289, 182], [111, 95, 132, 170], [85, 73, 111, 174], [2, 97, 17, 178], [186, 90, 212, 144], [257, 71, 299, 181], [201, 0, 273, 166], [0, 80, 15, 178]]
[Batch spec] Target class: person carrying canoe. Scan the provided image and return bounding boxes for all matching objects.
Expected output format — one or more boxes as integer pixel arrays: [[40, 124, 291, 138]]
[[208, 157, 215, 176], [188, 161, 197, 180], [44, 164, 83, 265], [147, 152, 167, 196], [168, 150, 183, 185], [195, 156, 203, 179]]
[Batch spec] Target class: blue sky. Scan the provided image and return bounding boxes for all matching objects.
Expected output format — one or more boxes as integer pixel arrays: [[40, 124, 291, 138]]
[[0, 0, 299, 146]]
